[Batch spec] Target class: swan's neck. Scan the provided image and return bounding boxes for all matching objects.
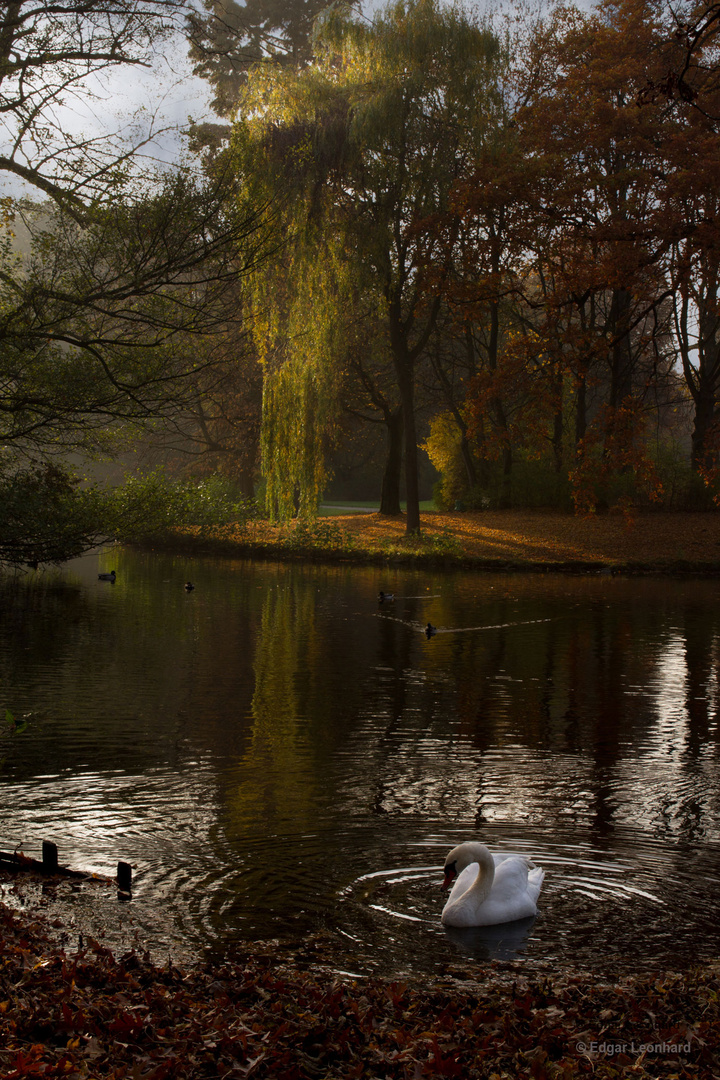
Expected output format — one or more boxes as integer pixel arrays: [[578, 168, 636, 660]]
[[458, 844, 495, 906]]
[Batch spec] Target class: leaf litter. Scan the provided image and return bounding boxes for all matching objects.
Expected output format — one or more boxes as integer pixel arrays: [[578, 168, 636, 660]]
[[1, 897, 718, 1079]]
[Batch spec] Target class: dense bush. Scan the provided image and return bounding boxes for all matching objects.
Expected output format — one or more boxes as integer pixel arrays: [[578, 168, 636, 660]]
[[0, 463, 106, 567], [106, 470, 259, 543], [0, 464, 259, 567]]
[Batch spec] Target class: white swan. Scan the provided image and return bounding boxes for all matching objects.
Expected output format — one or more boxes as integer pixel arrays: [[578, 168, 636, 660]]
[[441, 841, 544, 928]]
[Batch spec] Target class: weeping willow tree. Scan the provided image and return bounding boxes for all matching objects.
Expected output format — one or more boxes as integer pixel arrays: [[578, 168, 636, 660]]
[[251, 232, 354, 520], [234, 0, 501, 528]]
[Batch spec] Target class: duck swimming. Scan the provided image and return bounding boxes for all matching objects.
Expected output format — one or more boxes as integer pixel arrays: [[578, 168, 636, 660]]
[[425, 622, 436, 637], [378, 590, 395, 602], [441, 841, 544, 927], [184, 582, 195, 592], [98, 571, 116, 582]]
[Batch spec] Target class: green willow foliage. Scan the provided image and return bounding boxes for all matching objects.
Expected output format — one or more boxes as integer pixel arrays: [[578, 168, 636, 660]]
[[254, 236, 349, 521], [233, 0, 500, 524]]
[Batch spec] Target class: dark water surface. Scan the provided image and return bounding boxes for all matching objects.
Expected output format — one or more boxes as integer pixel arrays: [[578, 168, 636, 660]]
[[1, 548, 719, 979]]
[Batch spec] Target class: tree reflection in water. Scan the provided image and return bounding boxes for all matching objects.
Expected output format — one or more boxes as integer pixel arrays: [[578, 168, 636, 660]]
[[0, 552, 718, 976]]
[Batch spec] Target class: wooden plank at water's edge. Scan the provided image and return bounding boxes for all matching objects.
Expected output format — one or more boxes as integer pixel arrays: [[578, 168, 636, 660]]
[[0, 840, 132, 892]]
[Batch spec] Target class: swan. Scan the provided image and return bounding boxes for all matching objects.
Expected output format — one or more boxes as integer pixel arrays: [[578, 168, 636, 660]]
[[441, 841, 544, 927]]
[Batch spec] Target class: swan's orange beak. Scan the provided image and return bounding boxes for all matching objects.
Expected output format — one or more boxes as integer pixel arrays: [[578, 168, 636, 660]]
[[441, 867, 456, 893]]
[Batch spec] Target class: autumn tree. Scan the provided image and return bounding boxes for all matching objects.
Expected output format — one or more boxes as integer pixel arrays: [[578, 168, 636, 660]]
[[508, 0, 685, 510], [416, 7, 571, 509], [421, 0, 700, 513], [639, 0, 720, 117], [234, 0, 500, 531], [428, 118, 547, 505], [652, 1, 720, 494]]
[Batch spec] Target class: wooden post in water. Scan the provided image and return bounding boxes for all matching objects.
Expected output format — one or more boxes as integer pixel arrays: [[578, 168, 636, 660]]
[[117, 861, 132, 893], [42, 840, 58, 874]]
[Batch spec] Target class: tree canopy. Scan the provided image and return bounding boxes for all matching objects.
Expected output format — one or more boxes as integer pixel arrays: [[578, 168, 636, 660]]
[[0, 1, 276, 566], [5, 0, 720, 566], [0, 0, 188, 208], [0, 170, 269, 458], [187, 0, 360, 117], [223, 0, 720, 518], [234, 0, 501, 531]]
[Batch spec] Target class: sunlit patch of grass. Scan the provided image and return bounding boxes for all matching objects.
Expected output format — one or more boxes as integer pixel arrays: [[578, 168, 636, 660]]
[[278, 519, 356, 551], [378, 527, 464, 558]]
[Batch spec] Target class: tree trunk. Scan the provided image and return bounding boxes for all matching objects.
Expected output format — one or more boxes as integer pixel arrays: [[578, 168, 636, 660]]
[[487, 274, 513, 503], [691, 390, 717, 473], [459, 431, 478, 489], [608, 286, 634, 409], [388, 296, 421, 534], [575, 375, 587, 448], [379, 406, 403, 514], [551, 366, 563, 473], [398, 362, 420, 533], [676, 274, 720, 475], [499, 440, 513, 508]]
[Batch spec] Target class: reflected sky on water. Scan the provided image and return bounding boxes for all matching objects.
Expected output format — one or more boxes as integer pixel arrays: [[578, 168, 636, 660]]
[[0, 549, 718, 978]]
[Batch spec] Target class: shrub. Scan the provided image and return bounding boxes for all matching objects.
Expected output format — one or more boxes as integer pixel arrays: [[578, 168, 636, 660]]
[[279, 519, 355, 551], [107, 471, 259, 542], [0, 462, 107, 567]]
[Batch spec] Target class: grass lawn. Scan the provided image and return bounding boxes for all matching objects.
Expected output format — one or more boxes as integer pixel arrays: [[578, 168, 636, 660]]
[[319, 500, 436, 515]]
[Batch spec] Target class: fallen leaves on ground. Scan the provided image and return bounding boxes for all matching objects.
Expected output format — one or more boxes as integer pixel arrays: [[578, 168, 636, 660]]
[[168, 510, 720, 572], [1, 903, 718, 1079]]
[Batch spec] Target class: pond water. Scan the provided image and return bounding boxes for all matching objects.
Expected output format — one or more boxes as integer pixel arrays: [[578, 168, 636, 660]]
[[1, 548, 719, 980]]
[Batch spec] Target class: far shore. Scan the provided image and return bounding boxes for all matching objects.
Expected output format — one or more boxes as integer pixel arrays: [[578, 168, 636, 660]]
[[141, 508, 720, 576]]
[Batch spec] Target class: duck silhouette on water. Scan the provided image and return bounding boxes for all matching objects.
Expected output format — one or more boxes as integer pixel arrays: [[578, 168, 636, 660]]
[[98, 570, 116, 582]]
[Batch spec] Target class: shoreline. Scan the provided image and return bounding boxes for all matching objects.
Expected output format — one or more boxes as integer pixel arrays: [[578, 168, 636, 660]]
[[138, 509, 720, 576], [1, 898, 717, 1079]]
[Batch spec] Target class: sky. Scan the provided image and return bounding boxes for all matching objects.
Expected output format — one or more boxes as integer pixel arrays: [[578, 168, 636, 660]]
[[0, 2, 387, 199]]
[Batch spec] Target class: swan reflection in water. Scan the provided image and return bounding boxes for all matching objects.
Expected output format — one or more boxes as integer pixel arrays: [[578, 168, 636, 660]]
[[443, 915, 538, 961]]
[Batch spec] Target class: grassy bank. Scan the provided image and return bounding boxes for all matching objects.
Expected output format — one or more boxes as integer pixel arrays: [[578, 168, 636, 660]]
[[145, 509, 720, 575]]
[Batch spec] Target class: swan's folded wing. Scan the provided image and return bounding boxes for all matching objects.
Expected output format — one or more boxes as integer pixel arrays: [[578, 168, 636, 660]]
[[488, 856, 532, 903], [526, 866, 545, 905]]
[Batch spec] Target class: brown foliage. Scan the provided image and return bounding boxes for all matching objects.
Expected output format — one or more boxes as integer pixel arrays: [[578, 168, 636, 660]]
[[1, 901, 718, 1079]]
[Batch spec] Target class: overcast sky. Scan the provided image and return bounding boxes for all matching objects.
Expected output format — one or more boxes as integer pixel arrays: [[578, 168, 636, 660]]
[[0, 2, 387, 198]]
